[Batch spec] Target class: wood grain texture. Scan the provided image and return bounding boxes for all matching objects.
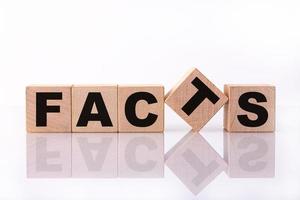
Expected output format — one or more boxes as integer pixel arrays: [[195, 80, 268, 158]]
[[118, 85, 164, 133], [72, 85, 118, 133], [224, 84, 276, 132], [26, 85, 72, 133], [165, 68, 228, 131]]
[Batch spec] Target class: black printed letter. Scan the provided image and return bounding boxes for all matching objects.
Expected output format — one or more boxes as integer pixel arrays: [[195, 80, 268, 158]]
[[125, 92, 158, 127], [237, 92, 268, 127], [36, 92, 62, 126], [182, 77, 219, 115], [76, 93, 113, 127]]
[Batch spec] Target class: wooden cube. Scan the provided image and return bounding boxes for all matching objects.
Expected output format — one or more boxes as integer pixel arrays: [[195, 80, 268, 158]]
[[165, 131, 227, 195], [224, 85, 276, 132], [118, 85, 164, 133], [72, 85, 118, 133], [165, 68, 228, 131], [26, 86, 72, 133], [224, 131, 275, 178]]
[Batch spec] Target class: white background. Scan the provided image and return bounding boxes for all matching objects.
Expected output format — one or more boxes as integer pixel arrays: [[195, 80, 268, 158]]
[[0, 0, 300, 199]]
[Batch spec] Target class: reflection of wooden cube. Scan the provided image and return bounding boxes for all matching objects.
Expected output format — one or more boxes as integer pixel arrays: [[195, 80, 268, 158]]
[[72, 133, 118, 178], [118, 133, 164, 178], [224, 132, 275, 178], [118, 85, 164, 133], [224, 85, 276, 132], [165, 68, 228, 131], [26, 134, 71, 178], [165, 131, 227, 195], [26, 86, 72, 133], [72, 85, 118, 133]]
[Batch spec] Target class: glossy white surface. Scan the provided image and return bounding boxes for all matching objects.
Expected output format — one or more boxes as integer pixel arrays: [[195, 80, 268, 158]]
[[1, 105, 299, 199]]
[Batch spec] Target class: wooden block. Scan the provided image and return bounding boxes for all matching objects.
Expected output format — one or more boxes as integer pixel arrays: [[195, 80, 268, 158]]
[[26, 86, 72, 133], [72, 133, 118, 178], [27, 133, 71, 178], [118, 85, 164, 133], [118, 133, 164, 178], [72, 85, 118, 133], [165, 131, 227, 195], [224, 131, 275, 178], [224, 84, 275, 132], [165, 68, 228, 131]]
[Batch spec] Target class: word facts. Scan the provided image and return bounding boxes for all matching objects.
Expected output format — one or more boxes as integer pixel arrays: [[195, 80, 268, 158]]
[[26, 68, 276, 133]]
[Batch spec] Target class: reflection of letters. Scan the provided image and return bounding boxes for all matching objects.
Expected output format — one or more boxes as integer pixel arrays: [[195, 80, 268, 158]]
[[71, 133, 117, 178], [27, 133, 71, 178], [125, 137, 157, 171], [165, 131, 227, 195], [36, 137, 62, 172], [118, 133, 164, 178], [78, 137, 112, 171], [182, 149, 219, 186], [224, 132, 275, 178], [238, 136, 268, 172]]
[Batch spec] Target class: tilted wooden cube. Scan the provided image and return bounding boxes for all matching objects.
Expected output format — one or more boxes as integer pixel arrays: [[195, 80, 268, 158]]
[[26, 86, 72, 133], [224, 84, 275, 132], [165, 68, 228, 131], [118, 85, 164, 133], [72, 85, 118, 133]]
